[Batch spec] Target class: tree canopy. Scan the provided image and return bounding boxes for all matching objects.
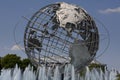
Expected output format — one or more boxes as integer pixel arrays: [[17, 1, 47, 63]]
[[0, 54, 31, 70], [1, 54, 21, 69], [0, 54, 106, 71]]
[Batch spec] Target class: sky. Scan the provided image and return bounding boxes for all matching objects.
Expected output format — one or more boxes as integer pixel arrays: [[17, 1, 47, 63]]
[[0, 0, 120, 70]]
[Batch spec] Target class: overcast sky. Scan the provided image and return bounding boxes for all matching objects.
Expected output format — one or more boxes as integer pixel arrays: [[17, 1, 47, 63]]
[[0, 0, 120, 70]]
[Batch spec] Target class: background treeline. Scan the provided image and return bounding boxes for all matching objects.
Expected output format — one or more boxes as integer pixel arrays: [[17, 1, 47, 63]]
[[0, 54, 33, 71], [0, 54, 120, 80], [0, 54, 105, 70]]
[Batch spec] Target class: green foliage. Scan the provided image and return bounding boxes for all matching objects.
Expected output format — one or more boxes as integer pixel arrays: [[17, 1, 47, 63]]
[[88, 63, 106, 72], [0, 57, 2, 71], [117, 74, 120, 80], [20, 58, 31, 70], [79, 68, 86, 76], [1, 54, 22, 69], [0, 54, 36, 71], [79, 63, 106, 77]]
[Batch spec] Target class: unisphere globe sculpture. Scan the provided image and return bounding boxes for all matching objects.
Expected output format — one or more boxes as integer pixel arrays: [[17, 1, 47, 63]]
[[24, 2, 99, 71]]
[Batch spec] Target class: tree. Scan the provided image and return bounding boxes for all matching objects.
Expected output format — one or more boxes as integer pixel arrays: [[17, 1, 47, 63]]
[[117, 74, 120, 80], [1, 54, 22, 69], [20, 58, 31, 70], [88, 63, 106, 72], [0, 57, 2, 69], [79, 63, 106, 76], [0, 57, 2, 74]]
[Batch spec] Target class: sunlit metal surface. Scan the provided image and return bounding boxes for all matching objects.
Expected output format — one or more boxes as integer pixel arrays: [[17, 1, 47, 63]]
[[24, 2, 99, 70]]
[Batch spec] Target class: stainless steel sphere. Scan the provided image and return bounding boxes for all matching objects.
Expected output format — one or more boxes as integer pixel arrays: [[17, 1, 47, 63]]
[[24, 2, 99, 70]]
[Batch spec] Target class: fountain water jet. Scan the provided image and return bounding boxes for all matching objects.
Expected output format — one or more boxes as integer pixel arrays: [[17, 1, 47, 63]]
[[0, 64, 118, 80]]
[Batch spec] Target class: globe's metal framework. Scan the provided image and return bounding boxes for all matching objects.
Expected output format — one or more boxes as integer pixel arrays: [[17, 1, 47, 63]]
[[24, 2, 99, 70]]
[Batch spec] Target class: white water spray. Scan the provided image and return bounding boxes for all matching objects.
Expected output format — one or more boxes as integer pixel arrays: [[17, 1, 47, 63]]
[[0, 64, 118, 80]]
